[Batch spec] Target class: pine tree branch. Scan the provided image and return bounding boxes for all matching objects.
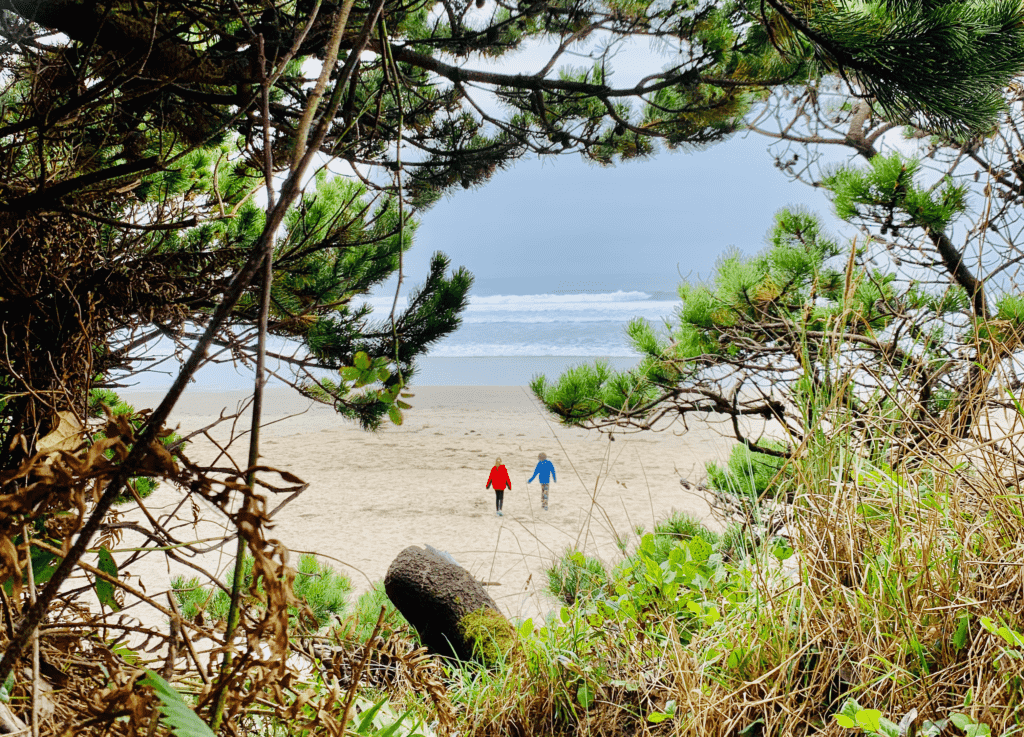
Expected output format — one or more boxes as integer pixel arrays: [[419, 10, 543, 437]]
[[0, 0, 388, 689], [927, 229, 990, 319]]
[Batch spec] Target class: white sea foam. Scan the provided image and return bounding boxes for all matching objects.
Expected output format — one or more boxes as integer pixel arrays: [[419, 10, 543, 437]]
[[362, 291, 679, 324], [360, 291, 680, 357], [426, 342, 642, 357]]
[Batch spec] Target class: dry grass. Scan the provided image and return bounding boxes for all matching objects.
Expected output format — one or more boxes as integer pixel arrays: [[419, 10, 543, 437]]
[[430, 389, 1024, 737]]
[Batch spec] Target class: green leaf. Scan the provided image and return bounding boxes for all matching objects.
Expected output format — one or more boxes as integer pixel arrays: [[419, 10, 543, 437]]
[[377, 367, 390, 382], [340, 367, 360, 381], [771, 541, 794, 561], [965, 725, 991, 737], [953, 613, 970, 651], [396, 400, 412, 410], [560, 606, 571, 623], [387, 406, 403, 426], [878, 716, 901, 737], [355, 697, 388, 733], [726, 647, 746, 670], [856, 709, 883, 732], [1008, 389, 1024, 417], [951, 714, 973, 731], [839, 699, 863, 719], [376, 709, 413, 737], [577, 684, 595, 709], [0, 671, 14, 703], [95, 547, 120, 611], [112, 643, 140, 665], [140, 670, 216, 737], [519, 618, 534, 637], [834, 715, 857, 729], [647, 703, 675, 723], [998, 625, 1024, 648], [30, 545, 60, 586], [687, 536, 713, 563], [354, 351, 371, 370]]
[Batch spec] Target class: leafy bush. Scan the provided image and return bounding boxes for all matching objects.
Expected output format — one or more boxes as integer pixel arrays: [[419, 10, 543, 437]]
[[650, 511, 720, 560], [545, 549, 609, 606], [173, 553, 351, 633], [87, 386, 185, 504], [337, 582, 409, 642], [705, 440, 789, 501]]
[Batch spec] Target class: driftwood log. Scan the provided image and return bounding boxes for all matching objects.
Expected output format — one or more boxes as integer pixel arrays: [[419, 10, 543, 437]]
[[384, 545, 512, 663]]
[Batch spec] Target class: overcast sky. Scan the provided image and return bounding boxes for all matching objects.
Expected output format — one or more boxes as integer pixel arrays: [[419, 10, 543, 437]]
[[372, 130, 846, 300], [361, 28, 857, 301]]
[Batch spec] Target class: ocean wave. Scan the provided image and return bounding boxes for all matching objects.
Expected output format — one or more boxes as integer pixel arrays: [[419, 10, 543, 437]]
[[359, 290, 677, 313], [467, 290, 655, 305], [360, 293, 681, 326], [426, 342, 641, 357], [460, 315, 666, 324]]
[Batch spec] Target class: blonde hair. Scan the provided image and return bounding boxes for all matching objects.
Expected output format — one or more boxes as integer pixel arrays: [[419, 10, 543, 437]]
[[538, 452, 546, 460], [495, 457, 502, 466]]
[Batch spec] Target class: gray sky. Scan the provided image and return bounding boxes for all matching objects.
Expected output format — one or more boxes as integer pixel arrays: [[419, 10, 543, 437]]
[[374, 131, 845, 300]]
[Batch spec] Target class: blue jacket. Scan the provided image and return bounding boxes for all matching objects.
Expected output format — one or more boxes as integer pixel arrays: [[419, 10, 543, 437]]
[[528, 459, 556, 484]]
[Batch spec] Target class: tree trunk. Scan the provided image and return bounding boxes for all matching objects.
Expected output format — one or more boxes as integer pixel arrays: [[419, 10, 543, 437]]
[[384, 545, 512, 663]]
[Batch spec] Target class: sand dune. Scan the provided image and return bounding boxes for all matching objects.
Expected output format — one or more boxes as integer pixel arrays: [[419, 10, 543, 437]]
[[119, 386, 742, 624]]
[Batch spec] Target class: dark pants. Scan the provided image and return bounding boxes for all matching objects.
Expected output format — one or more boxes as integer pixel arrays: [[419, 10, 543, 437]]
[[494, 489, 504, 511]]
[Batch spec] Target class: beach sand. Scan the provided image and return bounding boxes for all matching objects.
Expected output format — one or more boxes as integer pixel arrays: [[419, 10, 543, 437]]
[[118, 386, 742, 625]]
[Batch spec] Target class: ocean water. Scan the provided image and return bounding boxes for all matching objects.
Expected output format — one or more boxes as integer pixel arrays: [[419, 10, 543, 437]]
[[361, 290, 680, 358], [359, 290, 680, 385], [120, 290, 681, 389]]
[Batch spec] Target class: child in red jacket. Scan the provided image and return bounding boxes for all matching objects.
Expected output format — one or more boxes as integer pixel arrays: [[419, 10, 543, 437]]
[[486, 458, 512, 517]]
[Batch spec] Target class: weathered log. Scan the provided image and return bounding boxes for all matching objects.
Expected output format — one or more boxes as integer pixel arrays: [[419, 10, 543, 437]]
[[384, 545, 513, 663]]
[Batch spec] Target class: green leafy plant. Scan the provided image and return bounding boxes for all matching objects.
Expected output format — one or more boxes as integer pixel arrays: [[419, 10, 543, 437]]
[[140, 670, 216, 737], [337, 582, 408, 642], [834, 699, 949, 737], [173, 553, 351, 633], [94, 546, 120, 612], [350, 695, 432, 737], [545, 550, 609, 607], [705, 441, 790, 502]]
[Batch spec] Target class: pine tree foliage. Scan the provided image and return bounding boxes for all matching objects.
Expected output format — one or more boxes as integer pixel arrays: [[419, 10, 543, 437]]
[[537, 69, 1024, 458], [823, 153, 969, 234], [766, 0, 1024, 135], [532, 206, 994, 454], [0, 0, 1022, 728], [0, 0, 1018, 450]]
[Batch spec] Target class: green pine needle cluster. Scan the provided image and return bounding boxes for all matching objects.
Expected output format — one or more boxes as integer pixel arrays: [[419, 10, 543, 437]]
[[173, 553, 352, 634]]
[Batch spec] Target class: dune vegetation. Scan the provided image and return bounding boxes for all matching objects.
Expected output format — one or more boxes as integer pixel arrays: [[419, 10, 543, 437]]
[[3, 0, 1024, 734]]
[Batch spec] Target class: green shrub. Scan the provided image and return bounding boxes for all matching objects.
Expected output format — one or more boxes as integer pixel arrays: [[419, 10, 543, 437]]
[[705, 440, 789, 501], [545, 549, 609, 606], [651, 510, 720, 561], [172, 553, 351, 633], [88, 386, 185, 505], [336, 582, 408, 642]]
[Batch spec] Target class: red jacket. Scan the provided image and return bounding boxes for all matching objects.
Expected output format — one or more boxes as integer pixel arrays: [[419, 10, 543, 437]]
[[486, 465, 511, 491]]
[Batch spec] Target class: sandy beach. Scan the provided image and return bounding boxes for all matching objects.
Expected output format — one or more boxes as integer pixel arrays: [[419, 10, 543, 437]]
[[119, 386, 741, 624]]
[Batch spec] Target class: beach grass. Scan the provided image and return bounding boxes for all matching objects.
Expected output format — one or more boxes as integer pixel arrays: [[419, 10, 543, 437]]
[[336, 399, 1024, 737]]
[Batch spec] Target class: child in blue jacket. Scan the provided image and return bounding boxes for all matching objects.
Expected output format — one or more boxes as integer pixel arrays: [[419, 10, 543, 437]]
[[528, 452, 556, 511]]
